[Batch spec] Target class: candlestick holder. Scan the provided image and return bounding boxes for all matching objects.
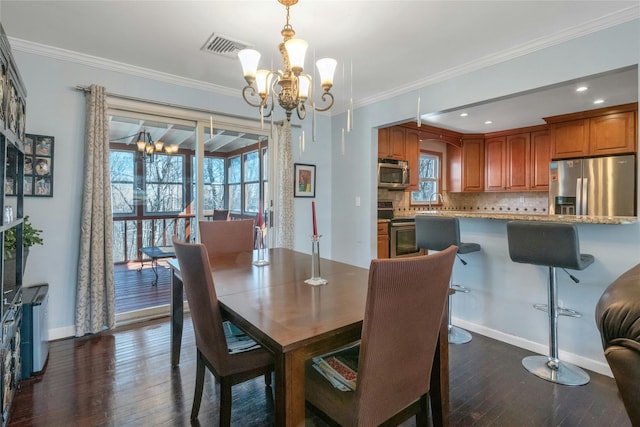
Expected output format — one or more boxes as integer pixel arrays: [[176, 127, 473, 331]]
[[305, 235, 328, 286], [252, 225, 270, 266]]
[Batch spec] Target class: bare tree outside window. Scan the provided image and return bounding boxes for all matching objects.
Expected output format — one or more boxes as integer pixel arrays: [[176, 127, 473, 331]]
[[411, 151, 441, 204]]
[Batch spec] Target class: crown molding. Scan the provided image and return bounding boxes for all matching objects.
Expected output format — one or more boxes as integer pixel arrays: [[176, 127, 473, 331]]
[[352, 6, 640, 112], [8, 37, 240, 97]]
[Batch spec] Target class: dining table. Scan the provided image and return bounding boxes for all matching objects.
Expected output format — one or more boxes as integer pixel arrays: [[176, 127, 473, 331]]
[[168, 247, 450, 427]]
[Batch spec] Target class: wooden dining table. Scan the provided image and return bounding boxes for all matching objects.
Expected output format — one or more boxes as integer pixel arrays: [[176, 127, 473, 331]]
[[168, 248, 450, 427]]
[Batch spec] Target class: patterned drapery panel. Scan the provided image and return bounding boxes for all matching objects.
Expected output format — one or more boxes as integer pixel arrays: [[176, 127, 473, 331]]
[[275, 121, 293, 249], [75, 84, 115, 336]]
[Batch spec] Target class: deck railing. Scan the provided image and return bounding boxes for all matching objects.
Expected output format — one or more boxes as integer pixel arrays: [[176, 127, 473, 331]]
[[112, 212, 258, 264]]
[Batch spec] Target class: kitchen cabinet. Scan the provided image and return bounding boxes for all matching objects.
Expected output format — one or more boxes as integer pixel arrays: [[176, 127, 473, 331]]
[[378, 126, 406, 160], [377, 222, 389, 258], [589, 111, 636, 155], [484, 136, 506, 191], [530, 130, 550, 191], [547, 103, 637, 159], [405, 129, 420, 192], [448, 137, 484, 192], [506, 133, 530, 191]]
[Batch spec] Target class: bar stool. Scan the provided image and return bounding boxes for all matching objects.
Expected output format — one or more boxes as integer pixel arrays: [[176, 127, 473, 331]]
[[415, 216, 480, 344], [506, 220, 594, 386]]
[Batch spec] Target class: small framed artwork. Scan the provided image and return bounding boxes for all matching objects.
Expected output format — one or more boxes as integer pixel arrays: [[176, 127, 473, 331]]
[[294, 163, 316, 198], [24, 133, 54, 197]]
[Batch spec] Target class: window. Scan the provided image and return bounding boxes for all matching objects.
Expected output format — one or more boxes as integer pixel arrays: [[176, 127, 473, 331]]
[[110, 150, 135, 214], [228, 156, 241, 212], [244, 150, 260, 214], [411, 151, 442, 204], [144, 153, 185, 213], [194, 156, 226, 211]]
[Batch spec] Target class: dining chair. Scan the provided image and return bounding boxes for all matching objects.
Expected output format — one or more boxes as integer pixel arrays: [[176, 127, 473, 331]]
[[305, 245, 457, 426], [171, 236, 274, 426], [199, 219, 254, 257], [211, 209, 230, 221]]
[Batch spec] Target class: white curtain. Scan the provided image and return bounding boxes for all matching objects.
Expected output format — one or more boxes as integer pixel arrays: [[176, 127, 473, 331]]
[[75, 84, 115, 336], [275, 121, 294, 249]]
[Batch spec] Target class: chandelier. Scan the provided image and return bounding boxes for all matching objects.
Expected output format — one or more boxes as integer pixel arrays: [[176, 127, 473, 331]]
[[237, 0, 337, 122], [134, 130, 179, 158]]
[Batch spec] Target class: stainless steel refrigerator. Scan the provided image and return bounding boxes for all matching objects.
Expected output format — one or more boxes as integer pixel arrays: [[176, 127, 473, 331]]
[[549, 154, 636, 216]]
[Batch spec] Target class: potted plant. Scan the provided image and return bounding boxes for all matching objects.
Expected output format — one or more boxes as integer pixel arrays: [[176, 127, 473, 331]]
[[4, 215, 43, 273]]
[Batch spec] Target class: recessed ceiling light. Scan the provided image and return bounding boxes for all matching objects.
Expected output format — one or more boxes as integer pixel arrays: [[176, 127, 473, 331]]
[[576, 86, 588, 92], [484, 120, 492, 125], [460, 113, 468, 117], [593, 99, 605, 104]]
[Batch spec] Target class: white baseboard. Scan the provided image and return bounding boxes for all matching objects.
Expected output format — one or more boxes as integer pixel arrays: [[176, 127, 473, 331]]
[[453, 317, 613, 378], [48, 325, 76, 341]]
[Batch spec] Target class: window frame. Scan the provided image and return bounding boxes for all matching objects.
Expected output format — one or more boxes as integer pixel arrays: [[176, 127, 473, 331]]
[[410, 150, 442, 206]]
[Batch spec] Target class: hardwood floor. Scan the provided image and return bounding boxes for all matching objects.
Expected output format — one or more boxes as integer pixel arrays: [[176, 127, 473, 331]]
[[9, 316, 630, 426], [114, 261, 175, 314]]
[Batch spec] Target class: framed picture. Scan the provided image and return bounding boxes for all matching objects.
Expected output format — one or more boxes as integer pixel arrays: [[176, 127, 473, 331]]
[[24, 133, 54, 197], [294, 163, 316, 198]]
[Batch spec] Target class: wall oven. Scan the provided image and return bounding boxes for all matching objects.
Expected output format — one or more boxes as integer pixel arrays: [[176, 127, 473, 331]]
[[389, 218, 421, 258]]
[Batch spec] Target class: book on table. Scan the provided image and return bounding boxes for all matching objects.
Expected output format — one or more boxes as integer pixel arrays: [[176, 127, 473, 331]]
[[312, 341, 360, 391]]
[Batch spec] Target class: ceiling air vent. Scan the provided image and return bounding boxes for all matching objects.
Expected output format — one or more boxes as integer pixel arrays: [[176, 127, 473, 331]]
[[201, 33, 251, 58]]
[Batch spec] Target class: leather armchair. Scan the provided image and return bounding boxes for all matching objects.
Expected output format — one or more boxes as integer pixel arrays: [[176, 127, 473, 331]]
[[595, 263, 640, 427]]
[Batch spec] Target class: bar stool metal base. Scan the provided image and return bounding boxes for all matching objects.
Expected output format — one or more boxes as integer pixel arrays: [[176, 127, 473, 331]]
[[449, 325, 472, 344], [522, 355, 590, 386]]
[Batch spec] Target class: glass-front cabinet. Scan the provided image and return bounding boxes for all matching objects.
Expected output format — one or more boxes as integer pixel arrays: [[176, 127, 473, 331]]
[[0, 22, 27, 426]]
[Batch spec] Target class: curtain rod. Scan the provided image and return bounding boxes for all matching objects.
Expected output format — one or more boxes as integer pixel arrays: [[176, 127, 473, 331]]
[[74, 85, 299, 129]]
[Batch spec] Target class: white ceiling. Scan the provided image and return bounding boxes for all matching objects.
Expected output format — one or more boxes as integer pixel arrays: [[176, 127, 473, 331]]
[[1, 1, 639, 134]]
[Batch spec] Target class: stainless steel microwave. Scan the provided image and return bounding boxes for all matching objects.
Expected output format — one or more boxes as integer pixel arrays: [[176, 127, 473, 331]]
[[378, 159, 410, 189]]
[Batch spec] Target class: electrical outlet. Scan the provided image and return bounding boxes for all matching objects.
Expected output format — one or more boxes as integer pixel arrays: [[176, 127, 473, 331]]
[[355, 196, 361, 207]]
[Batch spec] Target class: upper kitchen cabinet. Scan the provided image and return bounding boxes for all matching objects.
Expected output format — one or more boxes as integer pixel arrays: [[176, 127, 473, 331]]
[[378, 126, 406, 160], [484, 132, 532, 191], [546, 103, 638, 159], [404, 129, 420, 192], [530, 129, 551, 191], [448, 137, 484, 192], [484, 136, 506, 191]]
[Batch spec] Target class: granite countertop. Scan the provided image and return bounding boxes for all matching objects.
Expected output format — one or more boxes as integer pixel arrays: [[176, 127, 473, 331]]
[[414, 210, 638, 225]]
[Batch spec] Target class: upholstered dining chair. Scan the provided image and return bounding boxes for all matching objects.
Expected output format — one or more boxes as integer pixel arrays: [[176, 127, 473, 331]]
[[305, 245, 457, 426], [211, 209, 230, 221], [171, 236, 274, 426], [199, 219, 254, 257]]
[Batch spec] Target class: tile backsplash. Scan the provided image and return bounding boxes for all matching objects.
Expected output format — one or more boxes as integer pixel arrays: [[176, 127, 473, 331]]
[[379, 189, 549, 217]]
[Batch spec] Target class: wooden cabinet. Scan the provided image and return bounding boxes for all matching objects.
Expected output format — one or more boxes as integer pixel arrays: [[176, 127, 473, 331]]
[[484, 136, 506, 191], [506, 133, 531, 191], [405, 129, 420, 192], [447, 138, 486, 193], [530, 130, 550, 191], [377, 222, 389, 258], [548, 104, 637, 159], [589, 111, 636, 155], [550, 119, 589, 159], [377, 127, 406, 160], [484, 134, 532, 192]]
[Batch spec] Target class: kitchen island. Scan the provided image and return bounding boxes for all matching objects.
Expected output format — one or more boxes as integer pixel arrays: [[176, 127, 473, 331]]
[[415, 210, 639, 376], [417, 210, 638, 225]]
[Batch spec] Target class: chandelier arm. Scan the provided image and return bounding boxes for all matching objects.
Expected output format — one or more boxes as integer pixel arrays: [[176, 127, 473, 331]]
[[296, 102, 307, 121], [313, 91, 335, 112], [242, 85, 264, 108]]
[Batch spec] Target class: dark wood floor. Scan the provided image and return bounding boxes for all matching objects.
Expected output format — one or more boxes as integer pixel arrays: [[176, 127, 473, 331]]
[[9, 316, 630, 427], [114, 261, 174, 314]]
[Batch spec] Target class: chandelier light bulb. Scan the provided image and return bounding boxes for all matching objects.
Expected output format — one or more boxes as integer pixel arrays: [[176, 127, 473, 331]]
[[298, 75, 311, 101], [154, 140, 164, 151], [316, 58, 337, 90], [284, 38, 308, 75], [238, 49, 261, 84], [255, 70, 273, 97]]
